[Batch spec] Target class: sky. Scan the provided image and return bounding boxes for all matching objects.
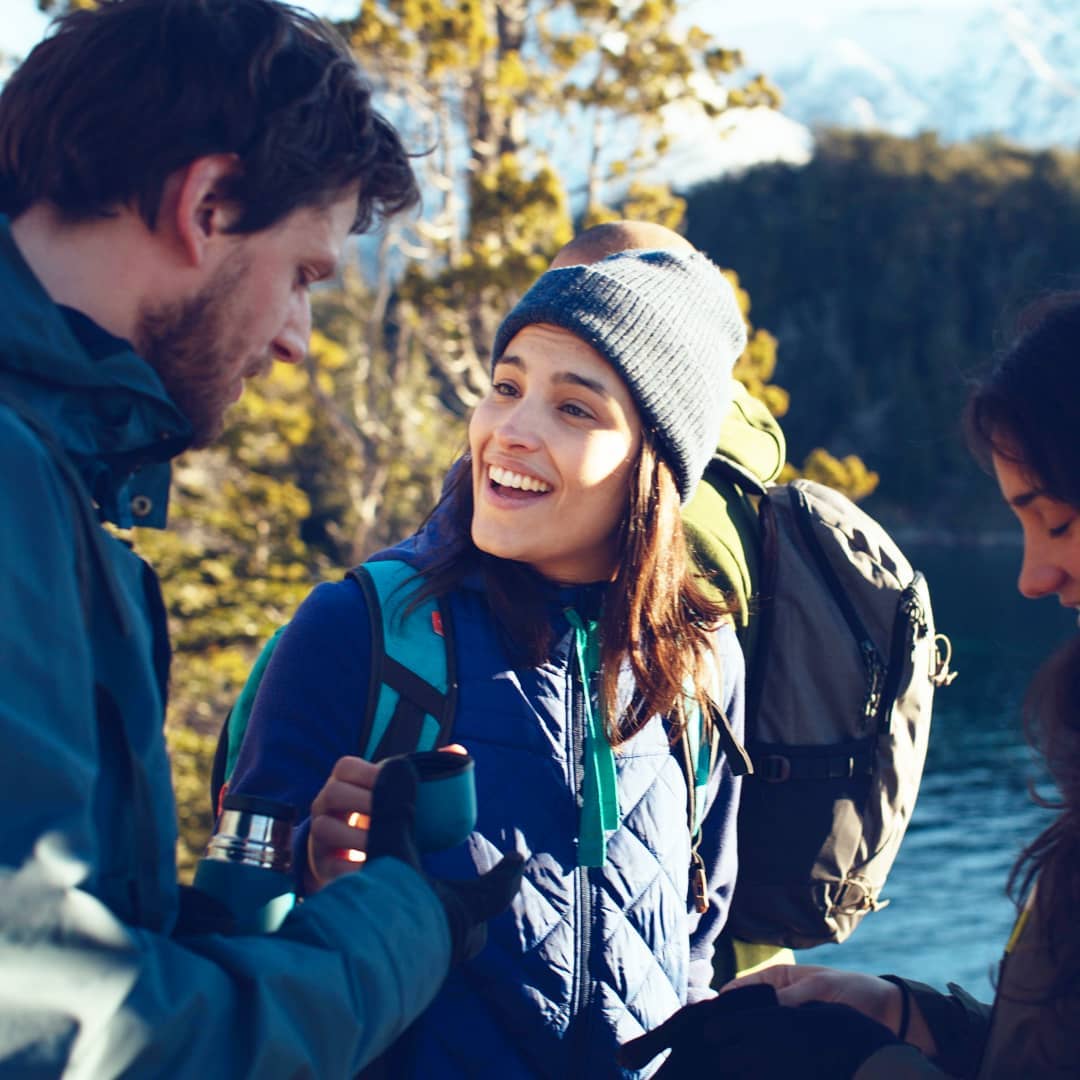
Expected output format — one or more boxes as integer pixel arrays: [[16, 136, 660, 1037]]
[[1, 0, 992, 59]]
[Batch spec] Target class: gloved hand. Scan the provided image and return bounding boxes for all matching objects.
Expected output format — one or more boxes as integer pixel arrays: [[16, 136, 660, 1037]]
[[367, 757, 523, 965], [618, 984, 900, 1079]]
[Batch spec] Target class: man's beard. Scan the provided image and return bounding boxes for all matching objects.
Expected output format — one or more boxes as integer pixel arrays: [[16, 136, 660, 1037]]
[[136, 250, 254, 448]]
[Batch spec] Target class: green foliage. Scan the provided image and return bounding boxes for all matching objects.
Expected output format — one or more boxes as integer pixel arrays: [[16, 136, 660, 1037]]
[[798, 449, 880, 502], [339, 0, 777, 394], [686, 129, 1080, 528], [167, 725, 218, 882], [37, 0, 790, 867]]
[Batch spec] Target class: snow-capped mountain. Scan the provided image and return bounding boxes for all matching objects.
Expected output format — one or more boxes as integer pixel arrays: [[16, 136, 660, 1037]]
[[732, 0, 1080, 148]]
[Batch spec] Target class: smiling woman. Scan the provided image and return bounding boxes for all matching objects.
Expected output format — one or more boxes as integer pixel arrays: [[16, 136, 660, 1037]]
[[228, 244, 753, 1078]]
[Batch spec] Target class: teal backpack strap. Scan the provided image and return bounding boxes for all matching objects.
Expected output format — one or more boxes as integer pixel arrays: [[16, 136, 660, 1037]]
[[348, 559, 456, 761], [212, 559, 455, 816]]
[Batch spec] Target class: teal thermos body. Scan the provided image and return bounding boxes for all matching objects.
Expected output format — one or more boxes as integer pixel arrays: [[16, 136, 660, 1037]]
[[194, 793, 297, 934]]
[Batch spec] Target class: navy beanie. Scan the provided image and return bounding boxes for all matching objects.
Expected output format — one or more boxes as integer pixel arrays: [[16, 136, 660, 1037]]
[[491, 249, 747, 503]]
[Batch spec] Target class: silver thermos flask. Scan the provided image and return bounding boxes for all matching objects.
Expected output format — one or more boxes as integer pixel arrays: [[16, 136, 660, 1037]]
[[193, 793, 297, 934]]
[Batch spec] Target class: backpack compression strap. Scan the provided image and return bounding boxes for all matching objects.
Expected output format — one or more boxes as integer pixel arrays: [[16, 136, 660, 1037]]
[[349, 559, 457, 761]]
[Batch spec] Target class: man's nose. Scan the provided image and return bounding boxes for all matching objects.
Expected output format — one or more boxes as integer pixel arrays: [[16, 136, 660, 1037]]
[[272, 295, 312, 366]]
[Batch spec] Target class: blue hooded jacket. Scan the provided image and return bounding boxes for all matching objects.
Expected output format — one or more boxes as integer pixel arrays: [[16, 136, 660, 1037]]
[[0, 217, 452, 1076], [231, 510, 745, 1078]]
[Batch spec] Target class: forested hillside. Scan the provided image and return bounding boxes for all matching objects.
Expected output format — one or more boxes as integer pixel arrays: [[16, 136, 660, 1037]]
[[685, 130, 1080, 534]]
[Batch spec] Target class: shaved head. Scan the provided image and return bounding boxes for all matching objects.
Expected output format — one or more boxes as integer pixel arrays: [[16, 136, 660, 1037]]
[[550, 220, 695, 269]]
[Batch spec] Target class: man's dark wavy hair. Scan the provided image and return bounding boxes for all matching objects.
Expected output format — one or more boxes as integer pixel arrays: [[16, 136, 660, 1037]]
[[0, 0, 419, 234]]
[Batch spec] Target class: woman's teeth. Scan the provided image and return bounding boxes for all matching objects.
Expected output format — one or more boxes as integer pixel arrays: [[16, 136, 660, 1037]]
[[489, 465, 552, 493]]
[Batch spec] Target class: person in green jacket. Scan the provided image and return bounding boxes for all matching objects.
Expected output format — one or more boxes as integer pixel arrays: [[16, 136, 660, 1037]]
[[617, 294, 1080, 1078], [0, 2, 520, 1076]]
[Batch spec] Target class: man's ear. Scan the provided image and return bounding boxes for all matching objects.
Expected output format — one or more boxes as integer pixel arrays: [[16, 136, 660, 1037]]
[[166, 154, 244, 267]]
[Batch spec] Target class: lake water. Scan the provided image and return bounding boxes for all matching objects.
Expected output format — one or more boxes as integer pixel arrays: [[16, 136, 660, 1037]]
[[800, 543, 1076, 998]]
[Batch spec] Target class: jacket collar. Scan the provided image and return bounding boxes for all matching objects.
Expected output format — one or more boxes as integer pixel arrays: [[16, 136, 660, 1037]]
[[0, 216, 192, 528]]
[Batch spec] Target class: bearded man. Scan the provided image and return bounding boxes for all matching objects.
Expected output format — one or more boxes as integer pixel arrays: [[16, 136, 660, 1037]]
[[0, 2, 520, 1075]]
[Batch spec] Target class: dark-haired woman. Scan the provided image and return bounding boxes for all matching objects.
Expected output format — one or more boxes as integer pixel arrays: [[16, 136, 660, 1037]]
[[618, 292, 1080, 1080], [229, 249, 749, 1078]]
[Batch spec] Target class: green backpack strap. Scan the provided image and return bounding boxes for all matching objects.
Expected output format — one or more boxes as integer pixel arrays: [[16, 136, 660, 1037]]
[[348, 559, 456, 761]]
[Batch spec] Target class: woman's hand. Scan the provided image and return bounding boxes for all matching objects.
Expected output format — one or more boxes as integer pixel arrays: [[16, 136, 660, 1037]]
[[723, 964, 937, 1056], [305, 745, 470, 893], [306, 755, 381, 892], [724, 965, 901, 1030], [617, 983, 902, 1079]]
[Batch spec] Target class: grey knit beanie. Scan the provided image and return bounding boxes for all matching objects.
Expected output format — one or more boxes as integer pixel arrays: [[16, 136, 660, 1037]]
[[491, 249, 747, 503]]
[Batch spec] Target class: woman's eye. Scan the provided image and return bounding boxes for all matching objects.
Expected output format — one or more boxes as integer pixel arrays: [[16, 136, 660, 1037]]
[[1049, 518, 1076, 538], [560, 402, 592, 419], [492, 380, 518, 398]]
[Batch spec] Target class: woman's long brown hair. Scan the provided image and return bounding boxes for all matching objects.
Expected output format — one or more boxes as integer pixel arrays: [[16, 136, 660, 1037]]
[[411, 434, 736, 746], [1006, 637, 1080, 1031]]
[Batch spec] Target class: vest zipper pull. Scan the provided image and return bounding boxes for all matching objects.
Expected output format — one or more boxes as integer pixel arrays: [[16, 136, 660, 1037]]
[[691, 850, 709, 914]]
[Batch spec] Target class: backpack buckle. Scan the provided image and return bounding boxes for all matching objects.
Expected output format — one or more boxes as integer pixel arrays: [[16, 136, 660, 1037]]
[[761, 754, 791, 783]]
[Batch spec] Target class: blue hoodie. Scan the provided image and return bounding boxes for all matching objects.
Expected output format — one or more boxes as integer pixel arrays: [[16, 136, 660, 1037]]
[[231, 511, 745, 1079]]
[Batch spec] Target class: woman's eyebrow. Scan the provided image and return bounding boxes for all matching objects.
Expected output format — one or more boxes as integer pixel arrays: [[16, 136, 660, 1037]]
[[553, 371, 610, 398], [492, 355, 611, 399]]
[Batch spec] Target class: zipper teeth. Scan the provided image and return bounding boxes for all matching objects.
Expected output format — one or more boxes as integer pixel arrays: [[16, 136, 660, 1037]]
[[877, 574, 927, 732]]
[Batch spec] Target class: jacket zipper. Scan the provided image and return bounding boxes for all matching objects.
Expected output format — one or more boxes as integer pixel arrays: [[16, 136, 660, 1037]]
[[569, 659, 591, 1074]]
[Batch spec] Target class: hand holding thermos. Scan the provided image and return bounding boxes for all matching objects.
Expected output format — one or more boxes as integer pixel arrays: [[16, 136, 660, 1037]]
[[366, 756, 524, 965]]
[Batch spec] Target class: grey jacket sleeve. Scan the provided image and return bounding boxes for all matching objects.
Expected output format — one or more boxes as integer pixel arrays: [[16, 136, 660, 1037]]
[[855, 1043, 953, 1079], [854, 979, 992, 1080]]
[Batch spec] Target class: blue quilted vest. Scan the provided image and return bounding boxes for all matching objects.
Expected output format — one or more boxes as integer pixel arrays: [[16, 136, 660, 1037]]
[[384, 574, 737, 1080]]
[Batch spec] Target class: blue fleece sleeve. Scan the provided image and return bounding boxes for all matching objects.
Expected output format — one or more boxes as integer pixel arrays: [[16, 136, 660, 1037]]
[[685, 621, 745, 1002], [229, 575, 374, 888]]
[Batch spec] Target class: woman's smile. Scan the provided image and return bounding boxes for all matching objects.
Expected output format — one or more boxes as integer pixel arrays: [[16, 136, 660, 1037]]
[[485, 463, 554, 498]]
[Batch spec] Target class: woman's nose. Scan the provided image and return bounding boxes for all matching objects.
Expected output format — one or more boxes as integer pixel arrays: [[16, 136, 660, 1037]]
[[492, 402, 542, 450], [1017, 541, 1067, 600]]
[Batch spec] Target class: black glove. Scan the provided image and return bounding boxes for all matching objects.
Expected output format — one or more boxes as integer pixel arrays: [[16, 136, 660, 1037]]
[[367, 757, 524, 965], [618, 985, 900, 1080]]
